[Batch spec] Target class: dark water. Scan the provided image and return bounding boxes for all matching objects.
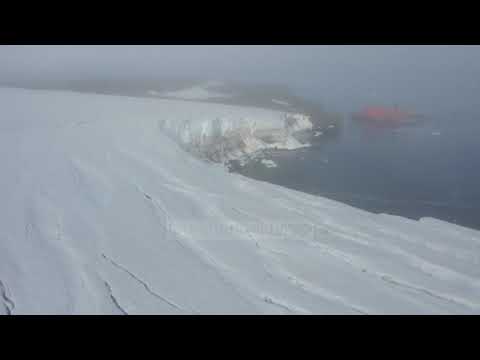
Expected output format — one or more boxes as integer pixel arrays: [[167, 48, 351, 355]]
[[234, 106, 480, 230]]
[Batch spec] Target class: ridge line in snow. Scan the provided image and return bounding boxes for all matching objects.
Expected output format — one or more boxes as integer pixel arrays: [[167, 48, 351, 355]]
[[0, 280, 15, 315], [101, 253, 193, 314], [379, 275, 478, 310], [262, 296, 306, 314], [103, 280, 128, 315]]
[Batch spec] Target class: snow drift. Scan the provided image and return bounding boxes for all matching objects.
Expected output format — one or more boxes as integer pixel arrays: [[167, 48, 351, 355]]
[[1, 87, 479, 314]]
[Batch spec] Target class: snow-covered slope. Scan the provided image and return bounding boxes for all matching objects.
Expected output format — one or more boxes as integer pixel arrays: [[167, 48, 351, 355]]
[[1, 87, 479, 314]]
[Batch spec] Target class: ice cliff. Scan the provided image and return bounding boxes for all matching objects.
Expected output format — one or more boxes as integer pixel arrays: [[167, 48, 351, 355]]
[[158, 106, 312, 163]]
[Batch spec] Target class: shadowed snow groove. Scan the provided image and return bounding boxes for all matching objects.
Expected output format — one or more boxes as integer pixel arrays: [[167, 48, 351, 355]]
[[101, 253, 192, 313], [263, 296, 295, 313], [263, 296, 308, 314], [0, 280, 15, 315], [103, 280, 128, 315], [379, 275, 478, 310]]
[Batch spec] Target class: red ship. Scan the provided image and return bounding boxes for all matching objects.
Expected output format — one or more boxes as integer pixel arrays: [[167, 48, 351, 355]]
[[352, 106, 422, 127]]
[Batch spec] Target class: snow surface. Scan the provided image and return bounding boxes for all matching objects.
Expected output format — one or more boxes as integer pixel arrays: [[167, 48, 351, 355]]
[[272, 99, 291, 107], [1, 87, 480, 314], [155, 81, 232, 100]]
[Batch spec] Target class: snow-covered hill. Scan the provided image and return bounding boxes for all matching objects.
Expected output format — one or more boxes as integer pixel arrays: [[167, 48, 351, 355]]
[[1, 87, 479, 314]]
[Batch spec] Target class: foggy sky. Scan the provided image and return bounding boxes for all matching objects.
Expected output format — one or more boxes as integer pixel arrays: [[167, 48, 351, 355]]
[[1, 45, 480, 110]]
